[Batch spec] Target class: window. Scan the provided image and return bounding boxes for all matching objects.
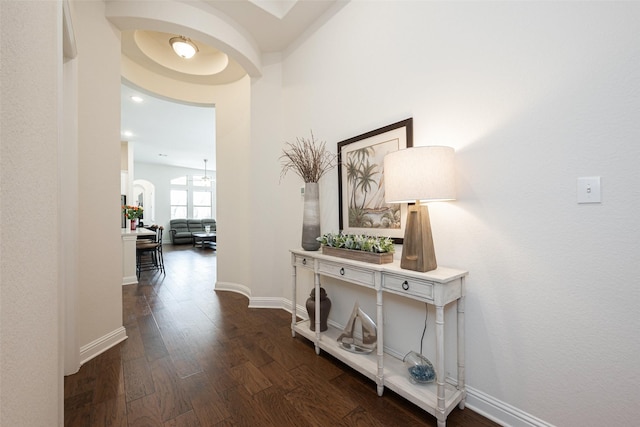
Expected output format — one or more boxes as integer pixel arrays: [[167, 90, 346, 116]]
[[170, 189, 187, 219], [193, 190, 211, 219], [170, 175, 213, 219]]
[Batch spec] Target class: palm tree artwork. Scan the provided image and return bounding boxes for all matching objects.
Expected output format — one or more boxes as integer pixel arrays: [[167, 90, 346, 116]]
[[345, 140, 401, 230]]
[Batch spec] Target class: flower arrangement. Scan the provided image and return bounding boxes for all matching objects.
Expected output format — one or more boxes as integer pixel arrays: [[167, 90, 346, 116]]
[[317, 232, 395, 254], [279, 130, 337, 183], [122, 205, 143, 220]]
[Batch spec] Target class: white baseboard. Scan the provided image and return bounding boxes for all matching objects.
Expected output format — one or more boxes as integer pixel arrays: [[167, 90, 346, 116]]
[[214, 281, 251, 299], [79, 326, 127, 365], [465, 385, 555, 427], [122, 274, 137, 286], [248, 296, 289, 309]]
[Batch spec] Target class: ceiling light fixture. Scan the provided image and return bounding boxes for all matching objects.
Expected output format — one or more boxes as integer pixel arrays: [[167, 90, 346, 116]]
[[169, 36, 198, 59], [202, 159, 211, 184], [130, 95, 143, 103]]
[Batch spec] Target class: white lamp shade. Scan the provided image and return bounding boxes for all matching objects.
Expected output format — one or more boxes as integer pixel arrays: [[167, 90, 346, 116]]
[[383, 146, 456, 203]]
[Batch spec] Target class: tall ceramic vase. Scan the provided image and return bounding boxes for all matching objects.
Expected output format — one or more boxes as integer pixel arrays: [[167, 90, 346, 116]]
[[301, 182, 321, 251]]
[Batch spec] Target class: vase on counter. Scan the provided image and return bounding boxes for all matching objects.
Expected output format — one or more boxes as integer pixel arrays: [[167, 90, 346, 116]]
[[130, 219, 137, 230]]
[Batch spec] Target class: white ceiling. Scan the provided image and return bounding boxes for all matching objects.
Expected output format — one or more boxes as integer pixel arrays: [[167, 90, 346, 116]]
[[121, 84, 216, 170], [121, 0, 341, 171]]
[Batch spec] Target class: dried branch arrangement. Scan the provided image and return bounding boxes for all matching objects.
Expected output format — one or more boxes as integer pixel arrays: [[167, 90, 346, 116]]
[[279, 131, 337, 183]]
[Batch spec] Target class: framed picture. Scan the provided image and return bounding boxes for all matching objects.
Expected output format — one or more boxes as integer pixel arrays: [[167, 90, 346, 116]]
[[337, 118, 413, 243]]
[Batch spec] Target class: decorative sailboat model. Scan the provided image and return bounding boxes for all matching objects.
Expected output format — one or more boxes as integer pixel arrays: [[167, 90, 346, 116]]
[[337, 303, 377, 354]]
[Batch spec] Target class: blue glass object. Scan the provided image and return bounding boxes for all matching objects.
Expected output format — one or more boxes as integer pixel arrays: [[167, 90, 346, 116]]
[[403, 351, 436, 384]]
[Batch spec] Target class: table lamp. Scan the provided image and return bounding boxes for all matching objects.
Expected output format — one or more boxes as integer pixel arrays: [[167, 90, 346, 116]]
[[383, 146, 455, 272]]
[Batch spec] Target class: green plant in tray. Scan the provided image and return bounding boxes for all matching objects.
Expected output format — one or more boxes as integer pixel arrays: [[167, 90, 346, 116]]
[[317, 232, 395, 254]]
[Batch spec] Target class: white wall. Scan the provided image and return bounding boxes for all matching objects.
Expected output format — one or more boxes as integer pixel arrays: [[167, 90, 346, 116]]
[[248, 53, 290, 302], [276, 2, 640, 426], [74, 1, 126, 362], [0, 2, 62, 425]]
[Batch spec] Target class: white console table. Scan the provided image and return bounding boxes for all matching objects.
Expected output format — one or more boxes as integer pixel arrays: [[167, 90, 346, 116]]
[[290, 249, 468, 427]]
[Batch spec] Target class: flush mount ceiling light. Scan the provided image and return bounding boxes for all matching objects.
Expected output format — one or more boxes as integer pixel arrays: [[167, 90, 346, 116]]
[[169, 35, 198, 59]]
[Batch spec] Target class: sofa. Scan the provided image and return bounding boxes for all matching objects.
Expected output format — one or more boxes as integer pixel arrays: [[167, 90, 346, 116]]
[[169, 218, 216, 244]]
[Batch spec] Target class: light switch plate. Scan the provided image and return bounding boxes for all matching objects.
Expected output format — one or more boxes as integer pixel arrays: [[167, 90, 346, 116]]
[[577, 176, 601, 204]]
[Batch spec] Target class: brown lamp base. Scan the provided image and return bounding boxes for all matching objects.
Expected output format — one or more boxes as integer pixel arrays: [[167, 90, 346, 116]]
[[400, 203, 437, 272]]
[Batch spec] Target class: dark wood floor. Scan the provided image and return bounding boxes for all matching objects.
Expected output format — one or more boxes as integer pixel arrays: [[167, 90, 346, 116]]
[[64, 244, 499, 427]]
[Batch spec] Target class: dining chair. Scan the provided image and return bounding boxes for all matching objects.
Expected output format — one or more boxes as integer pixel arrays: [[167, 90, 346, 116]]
[[136, 225, 165, 277]]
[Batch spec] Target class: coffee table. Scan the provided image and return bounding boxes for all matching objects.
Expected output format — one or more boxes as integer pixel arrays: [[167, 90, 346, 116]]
[[192, 232, 216, 249]]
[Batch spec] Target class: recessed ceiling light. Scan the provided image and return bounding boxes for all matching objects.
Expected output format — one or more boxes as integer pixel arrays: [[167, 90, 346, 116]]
[[130, 95, 143, 103], [123, 130, 133, 137]]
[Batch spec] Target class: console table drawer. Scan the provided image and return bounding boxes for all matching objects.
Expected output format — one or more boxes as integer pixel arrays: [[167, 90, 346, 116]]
[[383, 274, 434, 300], [317, 260, 376, 288], [294, 254, 314, 270]]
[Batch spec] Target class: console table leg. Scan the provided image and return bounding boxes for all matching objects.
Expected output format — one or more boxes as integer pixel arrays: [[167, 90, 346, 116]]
[[458, 277, 466, 409], [314, 271, 321, 352], [376, 287, 384, 398], [291, 256, 297, 338], [435, 305, 446, 416]]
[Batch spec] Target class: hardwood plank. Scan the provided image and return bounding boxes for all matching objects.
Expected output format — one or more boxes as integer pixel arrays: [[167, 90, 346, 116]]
[[64, 401, 91, 427], [331, 370, 429, 426], [123, 356, 155, 403], [138, 313, 169, 362], [228, 361, 273, 396], [284, 385, 348, 426], [90, 394, 128, 427], [158, 324, 203, 379], [252, 386, 312, 427], [217, 385, 269, 426], [126, 393, 165, 427], [164, 410, 202, 427], [149, 356, 194, 421], [92, 358, 124, 405], [120, 321, 146, 362], [180, 371, 230, 426], [257, 360, 302, 392], [337, 405, 390, 427], [64, 390, 94, 413], [64, 362, 96, 400]]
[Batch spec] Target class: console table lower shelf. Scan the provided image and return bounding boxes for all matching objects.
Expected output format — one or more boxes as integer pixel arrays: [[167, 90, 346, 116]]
[[293, 319, 465, 420]]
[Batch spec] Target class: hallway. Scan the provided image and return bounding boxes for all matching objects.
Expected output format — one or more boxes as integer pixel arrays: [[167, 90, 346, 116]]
[[64, 244, 496, 426]]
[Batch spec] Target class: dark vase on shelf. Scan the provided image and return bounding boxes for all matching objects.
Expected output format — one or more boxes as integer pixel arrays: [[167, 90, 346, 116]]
[[306, 287, 331, 332]]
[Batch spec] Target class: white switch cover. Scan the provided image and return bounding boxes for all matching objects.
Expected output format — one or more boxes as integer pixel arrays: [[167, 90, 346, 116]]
[[577, 176, 601, 204]]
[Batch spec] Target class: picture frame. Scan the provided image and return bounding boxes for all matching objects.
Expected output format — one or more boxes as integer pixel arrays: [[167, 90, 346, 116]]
[[337, 118, 413, 243]]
